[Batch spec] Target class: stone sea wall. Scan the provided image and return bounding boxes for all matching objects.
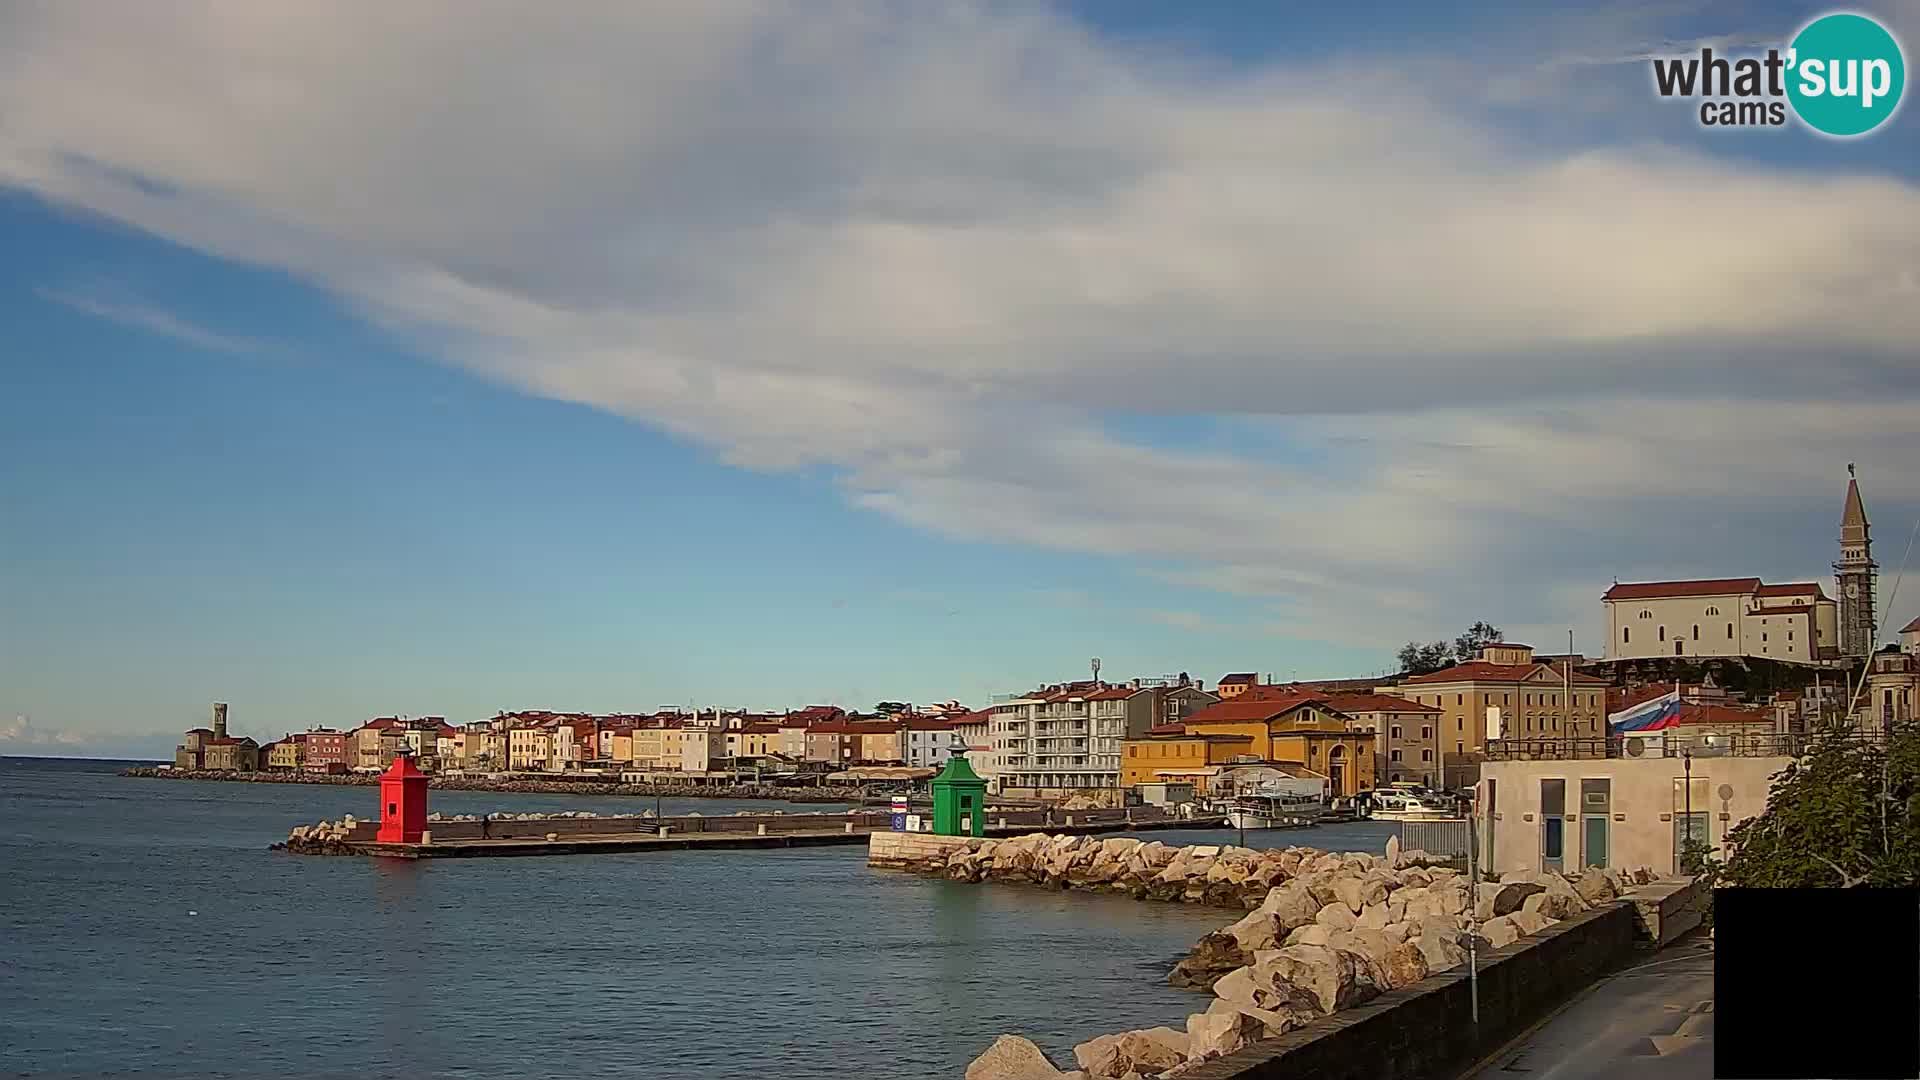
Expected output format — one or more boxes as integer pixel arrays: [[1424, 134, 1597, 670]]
[[877, 832, 1661, 1080], [122, 766, 863, 803]]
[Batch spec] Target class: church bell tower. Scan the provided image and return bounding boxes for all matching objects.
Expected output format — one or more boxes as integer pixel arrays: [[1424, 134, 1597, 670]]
[[1835, 464, 1877, 659]]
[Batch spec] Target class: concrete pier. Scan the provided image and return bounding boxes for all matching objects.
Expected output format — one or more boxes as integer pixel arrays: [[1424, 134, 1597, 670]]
[[279, 807, 1221, 859]]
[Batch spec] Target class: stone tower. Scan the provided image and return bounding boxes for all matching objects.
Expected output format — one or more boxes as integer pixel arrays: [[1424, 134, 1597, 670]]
[[212, 701, 229, 740], [1835, 465, 1877, 658]]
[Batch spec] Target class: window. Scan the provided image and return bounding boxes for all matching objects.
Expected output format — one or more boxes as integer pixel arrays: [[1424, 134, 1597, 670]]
[[1762, 632, 1768, 642], [1706, 606, 1720, 616], [1727, 623, 1734, 639], [1456, 741, 1464, 754], [1422, 749, 1433, 761], [1639, 609, 1653, 619], [1456, 694, 1463, 705], [1658, 625, 1666, 641], [1421, 725, 1433, 739], [1390, 749, 1402, 761], [1623, 627, 1630, 643], [1390, 725, 1402, 738], [1692, 624, 1699, 640], [1788, 630, 1794, 641]]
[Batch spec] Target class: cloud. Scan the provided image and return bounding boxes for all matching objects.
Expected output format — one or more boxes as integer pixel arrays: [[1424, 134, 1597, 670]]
[[35, 285, 280, 358], [1, 2, 1916, 658]]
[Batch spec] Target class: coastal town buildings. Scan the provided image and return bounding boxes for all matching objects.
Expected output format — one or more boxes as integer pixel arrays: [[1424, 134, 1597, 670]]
[[202, 736, 259, 771], [1856, 645, 1918, 732], [1215, 673, 1258, 699], [1382, 643, 1610, 789], [1319, 693, 1443, 788], [1903, 617, 1920, 656], [989, 677, 1217, 802], [264, 737, 302, 770], [1479, 727, 1807, 876], [1602, 578, 1839, 663], [1174, 693, 1375, 797]]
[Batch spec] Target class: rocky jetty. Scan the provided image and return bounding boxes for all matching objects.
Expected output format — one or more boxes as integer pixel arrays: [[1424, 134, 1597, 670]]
[[270, 815, 363, 855], [950, 834, 1660, 1079], [122, 766, 863, 803]]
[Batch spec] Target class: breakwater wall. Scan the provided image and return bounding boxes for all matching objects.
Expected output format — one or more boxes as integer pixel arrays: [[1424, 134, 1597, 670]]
[[889, 832, 1678, 1078], [123, 767, 862, 802], [280, 806, 1195, 855]]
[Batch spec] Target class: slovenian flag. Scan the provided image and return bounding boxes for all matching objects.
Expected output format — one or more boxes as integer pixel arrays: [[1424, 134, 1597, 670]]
[[1609, 689, 1684, 732]]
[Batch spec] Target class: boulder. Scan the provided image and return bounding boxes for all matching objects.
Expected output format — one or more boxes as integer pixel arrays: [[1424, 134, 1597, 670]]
[[1415, 929, 1466, 973], [1382, 940, 1431, 989], [1284, 923, 1333, 947], [967, 1035, 1067, 1080], [1356, 902, 1393, 930], [1520, 890, 1580, 922], [1396, 887, 1434, 922], [1384, 833, 1401, 867], [1431, 883, 1470, 917], [1239, 943, 1375, 1016], [1074, 1027, 1189, 1078], [1495, 881, 1547, 915], [1574, 867, 1617, 903], [1481, 915, 1521, 948], [1186, 1000, 1265, 1061], [1204, 996, 1301, 1040], [1333, 876, 1367, 914], [1380, 921, 1414, 944], [1225, 910, 1282, 954], [1314, 902, 1358, 930], [1509, 909, 1552, 937], [1168, 933, 1245, 990]]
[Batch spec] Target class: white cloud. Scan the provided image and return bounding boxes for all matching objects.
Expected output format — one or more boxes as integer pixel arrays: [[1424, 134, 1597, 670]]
[[2, 2, 1916, 656], [35, 286, 278, 357]]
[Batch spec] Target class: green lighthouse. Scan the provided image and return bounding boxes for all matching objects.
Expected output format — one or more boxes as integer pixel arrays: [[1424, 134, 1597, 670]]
[[930, 751, 987, 837]]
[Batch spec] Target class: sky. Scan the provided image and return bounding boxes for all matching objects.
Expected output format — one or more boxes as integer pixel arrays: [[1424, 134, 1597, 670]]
[[3, 0, 1918, 758]]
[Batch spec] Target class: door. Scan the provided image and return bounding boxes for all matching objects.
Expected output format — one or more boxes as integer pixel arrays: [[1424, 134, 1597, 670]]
[[1540, 778, 1566, 873], [1581, 778, 1611, 869]]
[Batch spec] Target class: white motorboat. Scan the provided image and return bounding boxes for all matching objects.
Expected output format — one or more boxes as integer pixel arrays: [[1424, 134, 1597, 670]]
[[1222, 790, 1326, 829], [1366, 784, 1460, 822]]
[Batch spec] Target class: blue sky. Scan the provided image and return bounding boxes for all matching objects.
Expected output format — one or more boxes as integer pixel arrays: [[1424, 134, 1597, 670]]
[[3, 1, 1917, 756]]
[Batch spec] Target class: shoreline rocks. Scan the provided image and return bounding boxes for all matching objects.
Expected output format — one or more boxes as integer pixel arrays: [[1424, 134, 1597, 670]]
[[956, 834, 1660, 1078]]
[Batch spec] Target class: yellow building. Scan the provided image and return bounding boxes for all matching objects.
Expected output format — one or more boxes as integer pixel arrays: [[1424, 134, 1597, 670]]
[[610, 730, 635, 765], [1128, 684, 1374, 795], [266, 738, 302, 771], [1120, 730, 1254, 794], [1383, 642, 1610, 787], [509, 727, 553, 770]]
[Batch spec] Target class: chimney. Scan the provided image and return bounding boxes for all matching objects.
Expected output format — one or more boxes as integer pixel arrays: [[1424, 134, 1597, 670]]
[[212, 702, 229, 740]]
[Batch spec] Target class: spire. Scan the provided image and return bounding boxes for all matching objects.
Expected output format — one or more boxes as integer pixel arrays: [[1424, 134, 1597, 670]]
[[1840, 467, 1870, 544]]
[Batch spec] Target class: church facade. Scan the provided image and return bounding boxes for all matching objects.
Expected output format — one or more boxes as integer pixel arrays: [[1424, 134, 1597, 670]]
[[1602, 469, 1875, 665]]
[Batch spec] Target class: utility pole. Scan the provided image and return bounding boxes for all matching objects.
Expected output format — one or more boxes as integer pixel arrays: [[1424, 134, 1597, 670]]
[[1465, 796, 1480, 1029]]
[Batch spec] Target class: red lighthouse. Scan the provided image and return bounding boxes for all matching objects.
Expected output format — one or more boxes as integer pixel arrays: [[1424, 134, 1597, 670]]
[[375, 754, 429, 844]]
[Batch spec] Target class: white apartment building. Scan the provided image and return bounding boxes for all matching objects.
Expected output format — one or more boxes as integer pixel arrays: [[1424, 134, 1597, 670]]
[[990, 683, 1133, 798], [1603, 578, 1838, 663]]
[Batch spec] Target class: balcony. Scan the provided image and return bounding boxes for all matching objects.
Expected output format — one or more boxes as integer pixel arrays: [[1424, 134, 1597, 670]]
[[1484, 729, 1884, 762]]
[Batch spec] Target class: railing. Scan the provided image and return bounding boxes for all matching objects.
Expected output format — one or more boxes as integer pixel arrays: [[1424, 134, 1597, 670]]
[[1484, 729, 1887, 761], [1399, 820, 1472, 859]]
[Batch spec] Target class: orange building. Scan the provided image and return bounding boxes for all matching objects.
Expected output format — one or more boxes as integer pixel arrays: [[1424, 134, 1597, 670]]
[[1124, 693, 1376, 797]]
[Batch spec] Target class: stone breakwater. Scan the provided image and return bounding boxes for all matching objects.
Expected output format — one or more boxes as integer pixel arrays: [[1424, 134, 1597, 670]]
[[883, 832, 1658, 1080], [271, 808, 858, 854], [120, 767, 864, 803]]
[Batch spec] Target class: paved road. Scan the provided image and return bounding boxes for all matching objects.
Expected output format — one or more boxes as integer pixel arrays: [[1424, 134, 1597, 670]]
[[1465, 934, 1715, 1080]]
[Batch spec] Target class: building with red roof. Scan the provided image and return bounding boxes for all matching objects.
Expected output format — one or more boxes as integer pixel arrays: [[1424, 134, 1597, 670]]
[[1603, 576, 1838, 664], [1382, 643, 1610, 789]]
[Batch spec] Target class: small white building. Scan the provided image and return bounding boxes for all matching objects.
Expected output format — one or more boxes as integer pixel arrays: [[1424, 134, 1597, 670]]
[[1603, 578, 1838, 663]]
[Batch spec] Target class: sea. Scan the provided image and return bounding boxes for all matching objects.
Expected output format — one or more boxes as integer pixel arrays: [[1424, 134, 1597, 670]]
[[0, 756, 1400, 1080]]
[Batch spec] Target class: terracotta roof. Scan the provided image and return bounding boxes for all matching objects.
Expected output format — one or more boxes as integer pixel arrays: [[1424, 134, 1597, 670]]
[[1144, 722, 1189, 736], [1603, 578, 1762, 601], [1901, 617, 1920, 634], [1086, 687, 1136, 701], [741, 722, 782, 734], [1756, 582, 1829, 599], [1400, 661, 1609, 686], [1217, 673, 1258, 684], [1182, 694, 1326, 725], [1493, 642, 1533, 650], [1321, 693, 1439, 714], [184, 727, 213, 735]]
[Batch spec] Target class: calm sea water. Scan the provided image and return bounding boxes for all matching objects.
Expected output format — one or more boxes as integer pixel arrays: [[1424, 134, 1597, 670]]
[[0, 757, 1397, 1080]]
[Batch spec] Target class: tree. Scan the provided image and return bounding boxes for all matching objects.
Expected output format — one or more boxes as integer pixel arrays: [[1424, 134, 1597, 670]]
[[1395, 621, 1504, 676], [1397, 640, 1455, 677], [1713, 719, 1920, 888], [1453, 621, 1504, 661]]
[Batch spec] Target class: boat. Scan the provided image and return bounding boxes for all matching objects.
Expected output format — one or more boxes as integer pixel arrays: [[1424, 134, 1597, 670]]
[[1222, 788, 1326, 829], [1365, 784, 1460, 822]]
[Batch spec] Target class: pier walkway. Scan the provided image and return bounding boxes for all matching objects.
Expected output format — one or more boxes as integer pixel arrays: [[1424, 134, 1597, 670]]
[[1462, 931, 1713, 1080], [296, 807, 1223, 859]]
